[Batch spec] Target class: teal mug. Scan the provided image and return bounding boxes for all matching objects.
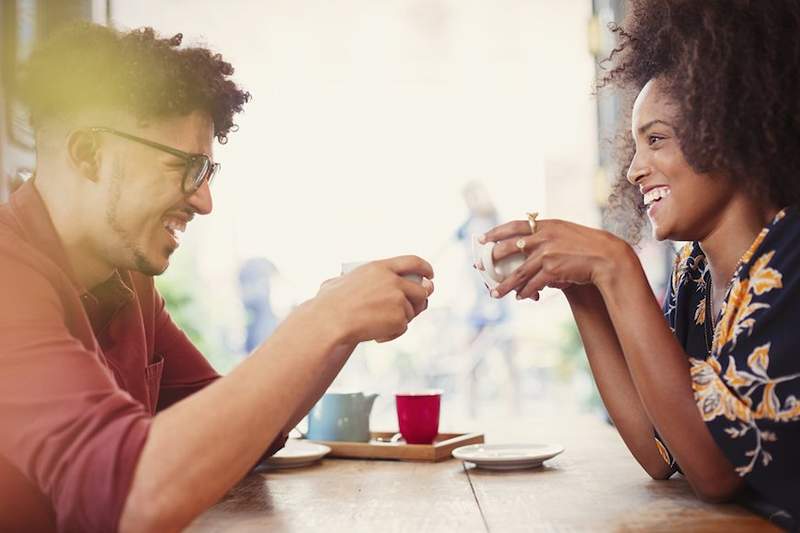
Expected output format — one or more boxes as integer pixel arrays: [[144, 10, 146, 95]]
[[306, 391, 378, 442]]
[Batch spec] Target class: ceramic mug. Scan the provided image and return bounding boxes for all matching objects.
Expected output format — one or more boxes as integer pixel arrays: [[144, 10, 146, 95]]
[[395, 390, 442, 444], [472, 235, 526, 285], [306, 391, 378, 442]]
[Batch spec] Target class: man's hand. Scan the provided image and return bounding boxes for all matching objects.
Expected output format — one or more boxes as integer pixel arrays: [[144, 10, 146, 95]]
[[315, 255, 434, 344]]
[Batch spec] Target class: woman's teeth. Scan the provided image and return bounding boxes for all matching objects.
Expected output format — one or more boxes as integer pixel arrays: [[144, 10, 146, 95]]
[[644, 186, 671, 206]]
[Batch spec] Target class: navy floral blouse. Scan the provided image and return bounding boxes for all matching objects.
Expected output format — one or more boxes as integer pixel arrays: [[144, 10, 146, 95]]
[[660, 207, 799, 526]]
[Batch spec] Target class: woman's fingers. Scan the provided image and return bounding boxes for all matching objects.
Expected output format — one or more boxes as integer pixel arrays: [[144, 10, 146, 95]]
[[480, 220, 533, 243], [493, 254, 543, 297], [482, 218, 554, 243], [492, 233, 547, 262], [516, 271, 551, 300]]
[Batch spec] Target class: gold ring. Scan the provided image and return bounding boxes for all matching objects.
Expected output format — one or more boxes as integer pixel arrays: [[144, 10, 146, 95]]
[[526, 212, 539, 234], [516, 238, 527, 252]]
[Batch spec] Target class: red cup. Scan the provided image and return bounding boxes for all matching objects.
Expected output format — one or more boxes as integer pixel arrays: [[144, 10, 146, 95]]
[[395, 391, 441, 444]]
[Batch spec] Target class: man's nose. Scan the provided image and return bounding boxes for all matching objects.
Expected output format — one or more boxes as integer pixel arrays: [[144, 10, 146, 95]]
[[186, 179, 213, 215], [626, 151, 650, 185]]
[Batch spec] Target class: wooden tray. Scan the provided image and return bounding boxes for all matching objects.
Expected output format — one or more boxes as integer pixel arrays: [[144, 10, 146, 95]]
[[308, 432, 484, 462]]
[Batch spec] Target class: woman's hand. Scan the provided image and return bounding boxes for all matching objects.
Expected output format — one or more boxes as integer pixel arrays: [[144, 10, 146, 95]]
[[481, 219, 628, 300]]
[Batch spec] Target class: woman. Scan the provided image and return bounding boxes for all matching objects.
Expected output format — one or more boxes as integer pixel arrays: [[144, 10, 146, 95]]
[[481, 0, 799, 525]]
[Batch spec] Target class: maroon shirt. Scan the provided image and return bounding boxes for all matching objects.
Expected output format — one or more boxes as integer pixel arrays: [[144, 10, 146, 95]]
[[0, 181, 283, 532]]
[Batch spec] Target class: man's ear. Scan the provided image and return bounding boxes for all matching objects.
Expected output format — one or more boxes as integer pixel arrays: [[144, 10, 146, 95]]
[[66, 129, 101, 182]]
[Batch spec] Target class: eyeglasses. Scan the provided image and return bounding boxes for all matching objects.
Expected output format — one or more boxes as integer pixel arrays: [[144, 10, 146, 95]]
[[89, 127, 220, 195]]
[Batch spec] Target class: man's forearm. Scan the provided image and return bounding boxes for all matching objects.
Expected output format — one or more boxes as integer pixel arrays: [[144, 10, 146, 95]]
[[284, 342, 358, 432], [565, 285, 672, 478], [597, 247, 743, 501], [119, 300, 349, 533]]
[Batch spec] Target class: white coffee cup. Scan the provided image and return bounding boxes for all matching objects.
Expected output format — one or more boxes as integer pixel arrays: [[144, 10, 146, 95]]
[[472, 235, 525, 284], [341, 261, 423, 284]]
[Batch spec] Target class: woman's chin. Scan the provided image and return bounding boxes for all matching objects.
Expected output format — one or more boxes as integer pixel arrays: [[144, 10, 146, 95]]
[[647, 204, 678, 241], [649, 220, 672, 242]]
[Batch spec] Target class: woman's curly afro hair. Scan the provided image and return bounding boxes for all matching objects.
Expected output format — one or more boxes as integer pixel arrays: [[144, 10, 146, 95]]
[[18, 22, 249, 144], [599, 0, 800, 242]]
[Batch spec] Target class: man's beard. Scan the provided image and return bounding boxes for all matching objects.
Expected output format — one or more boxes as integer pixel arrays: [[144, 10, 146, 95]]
[[105, 160, 169, 276]]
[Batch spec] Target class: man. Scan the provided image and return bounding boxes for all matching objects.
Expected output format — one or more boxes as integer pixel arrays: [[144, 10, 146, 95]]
[[0, 23, 433, 532]]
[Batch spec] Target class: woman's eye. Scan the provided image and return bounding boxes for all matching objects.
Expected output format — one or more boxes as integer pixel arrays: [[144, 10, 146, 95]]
[[648, 135, 664, 146]]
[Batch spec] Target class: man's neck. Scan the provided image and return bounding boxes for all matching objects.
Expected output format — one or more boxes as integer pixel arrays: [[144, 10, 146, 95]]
[[33, 175, 114, 290]]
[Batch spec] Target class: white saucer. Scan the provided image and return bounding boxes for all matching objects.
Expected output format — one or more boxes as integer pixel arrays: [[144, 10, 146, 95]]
[[452, 443, 564, 471], [263, 440, 331, 469]]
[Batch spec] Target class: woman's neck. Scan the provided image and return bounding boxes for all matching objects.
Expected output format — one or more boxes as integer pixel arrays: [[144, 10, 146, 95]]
[[698, 193, 779, 315]]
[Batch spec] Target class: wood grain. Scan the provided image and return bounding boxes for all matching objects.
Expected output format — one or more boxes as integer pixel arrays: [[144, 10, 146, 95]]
[[467, 413, 780, 532], [187, 413, 779, 532], [187, 458, 486, 532]]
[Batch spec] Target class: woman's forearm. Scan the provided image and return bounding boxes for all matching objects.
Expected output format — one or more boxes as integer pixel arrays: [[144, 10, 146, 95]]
[[565, 285, 672, 478], [596, 244, 743, 501]]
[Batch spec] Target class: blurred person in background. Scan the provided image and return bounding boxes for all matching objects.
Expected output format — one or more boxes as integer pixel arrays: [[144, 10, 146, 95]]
[[479, 0, 800, 526], [455, 181, 513, 415], [456, 180, 508, 341], [0, 22, 433, 532], [238, 257, 280, 353]]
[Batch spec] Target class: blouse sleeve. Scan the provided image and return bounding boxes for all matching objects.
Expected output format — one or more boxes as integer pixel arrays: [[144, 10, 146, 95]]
[[651, 246, 691, 477]]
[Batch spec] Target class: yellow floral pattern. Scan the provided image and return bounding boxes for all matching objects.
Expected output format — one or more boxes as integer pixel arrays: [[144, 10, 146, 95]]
[[712, 251, 782, 353], [669, 209, 800, 478], [667, 243, 707, 317]]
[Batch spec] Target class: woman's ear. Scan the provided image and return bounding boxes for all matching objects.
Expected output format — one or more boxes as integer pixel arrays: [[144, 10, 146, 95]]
[[66, 129, 101, 182]]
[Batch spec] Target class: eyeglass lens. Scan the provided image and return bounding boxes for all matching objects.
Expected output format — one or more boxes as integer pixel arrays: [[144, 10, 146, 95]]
[[185, 156, 213, 192]]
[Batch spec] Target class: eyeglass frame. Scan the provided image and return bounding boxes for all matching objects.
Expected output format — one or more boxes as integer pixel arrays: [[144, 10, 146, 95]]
[[88, 127, 220, 195]]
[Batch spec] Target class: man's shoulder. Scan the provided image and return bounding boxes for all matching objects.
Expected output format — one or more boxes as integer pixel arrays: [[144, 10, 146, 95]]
[[0, 209, 68, 302], [0, 213, 43, 269], [0, 223, 51, 270], [0, 202, 22, 242]]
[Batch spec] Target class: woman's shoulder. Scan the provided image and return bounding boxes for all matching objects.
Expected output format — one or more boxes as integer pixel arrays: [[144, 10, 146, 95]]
[[713, 206, 800, 357], [734, 206, 800, 289]]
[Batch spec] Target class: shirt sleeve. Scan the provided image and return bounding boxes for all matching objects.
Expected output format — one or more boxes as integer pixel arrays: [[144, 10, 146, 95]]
[[0, 257, 150, 532], [151, 288, 287, 458], [653, 431, 680, 476], [654, 262, 681, 477]]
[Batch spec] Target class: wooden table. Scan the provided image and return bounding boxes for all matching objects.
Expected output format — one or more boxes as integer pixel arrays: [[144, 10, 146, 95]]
[[188, 412, 779, 532]]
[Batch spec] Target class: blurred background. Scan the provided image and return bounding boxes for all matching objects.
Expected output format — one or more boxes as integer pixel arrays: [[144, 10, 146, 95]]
[[0, 0, 673, 428]]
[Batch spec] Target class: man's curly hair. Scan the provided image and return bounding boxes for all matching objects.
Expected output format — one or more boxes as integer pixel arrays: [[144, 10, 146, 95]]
[[18, 22, 249, 144], [599, 0, 800, 242]]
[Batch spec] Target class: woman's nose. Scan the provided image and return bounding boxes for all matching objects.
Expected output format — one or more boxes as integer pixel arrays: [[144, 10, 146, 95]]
[[626, 151, 650, 185]]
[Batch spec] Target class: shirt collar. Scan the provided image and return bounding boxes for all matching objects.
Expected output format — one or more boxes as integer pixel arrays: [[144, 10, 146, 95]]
[[10, 179, 86, 293], [10, 179, 134, 328]]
